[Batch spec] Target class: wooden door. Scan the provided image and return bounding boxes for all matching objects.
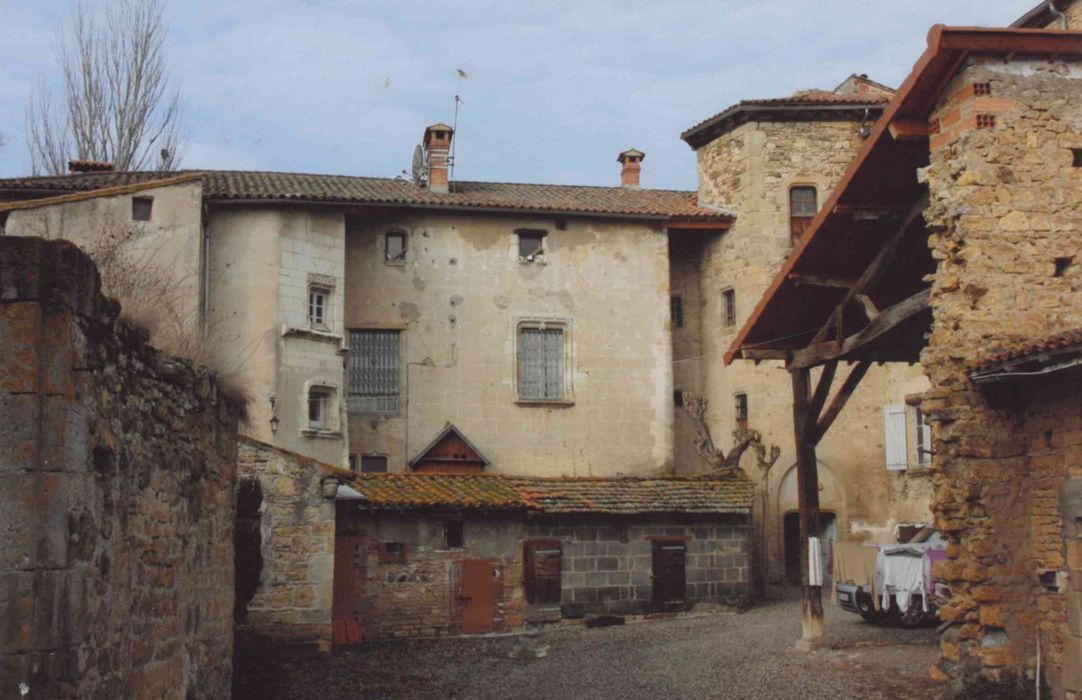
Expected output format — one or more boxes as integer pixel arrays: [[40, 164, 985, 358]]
[[461, 560, 495, 633], [332, 536, 363, 645], [651, 541, 686, 609]]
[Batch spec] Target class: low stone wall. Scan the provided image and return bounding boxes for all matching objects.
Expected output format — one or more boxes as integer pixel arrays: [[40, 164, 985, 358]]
[[0, 237, 238, 699], [528, 515, 752, 617], [235, 438, 339, 650]]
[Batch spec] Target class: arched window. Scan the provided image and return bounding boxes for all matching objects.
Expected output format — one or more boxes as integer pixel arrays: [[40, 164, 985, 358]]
[[790, 186, 817, 245]]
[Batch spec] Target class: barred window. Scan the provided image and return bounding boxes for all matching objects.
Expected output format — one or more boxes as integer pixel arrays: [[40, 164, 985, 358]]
[[722, 288, 736, 328], [347, 330, 400, 413], [671, 295, 684, 328], [518, 326, 565, 401]]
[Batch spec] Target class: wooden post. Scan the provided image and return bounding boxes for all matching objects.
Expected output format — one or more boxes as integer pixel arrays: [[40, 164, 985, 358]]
[[791, 367, 824, 649]]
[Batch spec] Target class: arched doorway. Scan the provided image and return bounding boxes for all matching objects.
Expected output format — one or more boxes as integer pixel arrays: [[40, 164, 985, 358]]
[[774, 461, 846, 584], [782, 511, 837, 584]]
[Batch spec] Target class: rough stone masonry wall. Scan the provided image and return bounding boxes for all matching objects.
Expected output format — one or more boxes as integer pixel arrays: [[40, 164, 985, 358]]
[[235, 439, 337, 649], [0, 237, 238, 699], [921, 59, 1082, 696], [528, 515, 752, 617]]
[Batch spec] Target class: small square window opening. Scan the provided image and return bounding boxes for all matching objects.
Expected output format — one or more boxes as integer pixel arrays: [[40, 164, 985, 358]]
[[673, 390, 685, 408], [308, 286, 330, 330], [722, 289, 736, 328], [361, 455, 388, 473], [671, 295, 684, 329], [1072, 149, 1082, 168], [734, 392, 748, 429], [385, 230, 407, 262], [132, 196, 153, 221], [518, 230, 546, 261], [445, 521, 464, 549], [380, 542, 407, 564]]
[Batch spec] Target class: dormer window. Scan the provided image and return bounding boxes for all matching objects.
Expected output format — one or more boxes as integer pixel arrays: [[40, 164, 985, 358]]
[[518, 229, 546, 262]]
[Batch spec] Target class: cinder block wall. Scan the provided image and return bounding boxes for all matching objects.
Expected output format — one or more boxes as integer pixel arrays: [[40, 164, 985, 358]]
[[0, 237, 239, 699], [527, 515, 752, 617]]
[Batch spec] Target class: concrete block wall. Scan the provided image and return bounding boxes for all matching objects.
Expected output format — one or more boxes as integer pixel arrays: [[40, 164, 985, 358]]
[[0, 237, 239, 699]]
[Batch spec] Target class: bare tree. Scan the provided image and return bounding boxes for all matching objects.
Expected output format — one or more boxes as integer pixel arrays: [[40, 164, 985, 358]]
[[27, 0, 182, 175], [682, 391, 780, 479]]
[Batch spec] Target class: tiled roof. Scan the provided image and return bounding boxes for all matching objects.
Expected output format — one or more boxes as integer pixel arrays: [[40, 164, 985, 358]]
[[0, 170, 732, 222], [681, 91, 891, 149], [970, 328, 1082, 373], [344, 473, 754, 514]]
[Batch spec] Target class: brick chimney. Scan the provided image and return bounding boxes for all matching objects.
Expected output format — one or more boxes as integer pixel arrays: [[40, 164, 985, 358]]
[[423, 123, 453, 193], [617, 149, 644, 188], [68, 159, 114, 174]]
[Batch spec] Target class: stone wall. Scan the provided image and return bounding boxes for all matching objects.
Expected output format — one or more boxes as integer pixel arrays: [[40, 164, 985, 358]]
[[235, 439, 339, 649], [693, 117, 933, 581], [920, 58, 1082, 696], [0, 237, 238, 699], [527, 515, 752, 617]]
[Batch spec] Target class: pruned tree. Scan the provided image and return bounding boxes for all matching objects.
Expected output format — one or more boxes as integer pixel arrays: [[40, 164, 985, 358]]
[[683, 391, 780, 479], [26, 0, 182, 175]]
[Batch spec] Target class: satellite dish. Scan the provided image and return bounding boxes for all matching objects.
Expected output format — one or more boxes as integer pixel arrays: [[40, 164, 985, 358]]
[[411, 145, 427, 186]]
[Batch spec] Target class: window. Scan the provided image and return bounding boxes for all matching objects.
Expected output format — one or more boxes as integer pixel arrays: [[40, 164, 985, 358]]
[[722, 289, 736, 328], [673, 390, 684, 408], [308, 387, 331, 429], [734, 392, 748, 429], [517, 325, 566, 401], [445, 521, 464, 549], [348, 453, 358, 471], [523, 540, 562, 605], [789, 187, 817, 244], [361, 455, 388, 473], [885, 403, 935, 470], [1072, 149, 1082, 168], [884, 404, 908, 470], [379, 542, 407, 564], [348, 330, 400, 413], [912, 406, 933, 467], [671, 295, 684, 329], [132, 196, 153, 221], [517, 229, 546, 261], [385, 230, 407, 262], [308, 285, 330, 330]]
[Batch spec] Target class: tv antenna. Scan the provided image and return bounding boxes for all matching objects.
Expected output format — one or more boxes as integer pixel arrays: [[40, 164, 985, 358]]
[[451, 68, 468, 178], [411, 144, 427, 187]]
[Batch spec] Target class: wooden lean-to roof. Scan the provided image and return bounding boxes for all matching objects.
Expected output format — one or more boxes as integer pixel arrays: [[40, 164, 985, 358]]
[[725, 26, 1082, 368]]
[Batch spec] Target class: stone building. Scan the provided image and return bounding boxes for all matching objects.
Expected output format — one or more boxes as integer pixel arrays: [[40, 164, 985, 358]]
[[679, 74, 935, 582], [725, 20, 1082, 698]]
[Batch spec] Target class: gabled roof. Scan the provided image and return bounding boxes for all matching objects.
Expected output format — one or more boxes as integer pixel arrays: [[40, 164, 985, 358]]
[[725, 26, 1082, 366], [408, 424, 491, 470], [0, 169, 733, 223], [681, 90, 891, 150], [343, 472, 755, 515]]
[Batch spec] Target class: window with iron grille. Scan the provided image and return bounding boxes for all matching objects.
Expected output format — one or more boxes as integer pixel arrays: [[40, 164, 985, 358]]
[[517, 325, 565, 401], [734, 392, 748, 429], [722, 289, 736, 328], [790, 186, 817, 244], [347, 330, 400, 413], [671, 295, 684, 328]]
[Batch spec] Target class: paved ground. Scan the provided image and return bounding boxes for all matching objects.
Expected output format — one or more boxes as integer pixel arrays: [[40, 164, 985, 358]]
[[241, 589, 943, 700]]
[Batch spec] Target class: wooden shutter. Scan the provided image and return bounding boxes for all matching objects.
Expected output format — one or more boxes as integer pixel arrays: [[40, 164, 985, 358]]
[[524, 540, 562, 604], [884, 404, 908, 470]]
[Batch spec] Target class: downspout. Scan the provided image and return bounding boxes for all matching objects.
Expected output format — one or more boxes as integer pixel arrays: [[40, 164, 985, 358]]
[[1049, 0, 1068, 29], [201, 198, 211, 337]]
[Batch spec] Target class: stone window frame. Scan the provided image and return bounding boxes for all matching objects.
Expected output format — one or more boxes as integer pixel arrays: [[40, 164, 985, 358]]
[[301, 377, 342, 437], [306, 273, 337, 333], [721, 288, 737, 328], [513, 316, 574, 406]]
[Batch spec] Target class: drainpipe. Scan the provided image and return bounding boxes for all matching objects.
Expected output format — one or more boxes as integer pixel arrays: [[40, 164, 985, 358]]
[[1049, 0, 1067, 28]]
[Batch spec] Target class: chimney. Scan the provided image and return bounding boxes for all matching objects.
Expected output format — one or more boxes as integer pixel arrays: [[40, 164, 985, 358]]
[[617, 149, 644, 188], [423, 123, 454, 193], [68, 159, 114, 174]]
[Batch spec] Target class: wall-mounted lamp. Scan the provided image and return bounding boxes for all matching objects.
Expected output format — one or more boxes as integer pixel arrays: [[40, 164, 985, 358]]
[[269, 396, 280, 434]]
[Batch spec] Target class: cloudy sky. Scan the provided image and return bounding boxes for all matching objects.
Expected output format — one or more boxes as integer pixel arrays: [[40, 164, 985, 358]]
[[0, 0, 1029, 189]]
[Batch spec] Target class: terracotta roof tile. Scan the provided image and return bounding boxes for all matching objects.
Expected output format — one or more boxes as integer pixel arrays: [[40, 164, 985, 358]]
[[344, 473, 754, 514], [970, 328, 1082, 373], [0, 169, 732, 222]]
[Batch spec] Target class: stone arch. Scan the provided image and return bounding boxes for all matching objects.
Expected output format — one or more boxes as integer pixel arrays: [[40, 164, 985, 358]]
[[768, 460, 848, 583]]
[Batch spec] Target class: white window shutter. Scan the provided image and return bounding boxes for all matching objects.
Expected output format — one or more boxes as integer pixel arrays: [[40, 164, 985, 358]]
[[884, 405, 908, 470], [920, 418, 933, 466]]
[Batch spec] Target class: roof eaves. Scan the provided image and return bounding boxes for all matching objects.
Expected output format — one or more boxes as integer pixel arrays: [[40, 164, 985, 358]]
[[0, 172, 204, 214], [681, 102, 889, 150]]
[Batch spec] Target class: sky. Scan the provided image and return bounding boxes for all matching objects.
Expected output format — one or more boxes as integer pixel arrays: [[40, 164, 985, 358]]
[[0, 0, 1030, 190]]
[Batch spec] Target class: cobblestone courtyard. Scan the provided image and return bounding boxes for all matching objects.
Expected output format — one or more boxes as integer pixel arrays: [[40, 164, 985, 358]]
[[240, 589, 942, 699]]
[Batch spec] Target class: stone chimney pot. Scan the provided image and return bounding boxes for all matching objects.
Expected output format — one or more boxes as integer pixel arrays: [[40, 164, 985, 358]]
[[423, 123, 454, 194], [617, 149, 645, 188]]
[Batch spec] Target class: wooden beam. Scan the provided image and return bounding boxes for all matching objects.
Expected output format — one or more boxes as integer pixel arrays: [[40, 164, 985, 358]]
[[787, 273, 857, 289], [814, 360, 872, 444], [739, 348, 790, 361], [855, 294, 879, 321], [790, 368, 823, 647], [792, 288, 930, 369], [888, 119, 929, 140], [807, 192, 929, 350], [807, 360, 838, 426]]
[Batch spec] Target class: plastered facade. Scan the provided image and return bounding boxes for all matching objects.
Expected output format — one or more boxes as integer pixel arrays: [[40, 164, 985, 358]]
[[691, 118, 934, 581], [343, 212, 674, 477]]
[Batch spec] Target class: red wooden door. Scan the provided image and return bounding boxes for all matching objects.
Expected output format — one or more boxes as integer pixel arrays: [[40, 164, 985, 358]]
[[332, 536, 363, 645], [461, 560, 495, 633]]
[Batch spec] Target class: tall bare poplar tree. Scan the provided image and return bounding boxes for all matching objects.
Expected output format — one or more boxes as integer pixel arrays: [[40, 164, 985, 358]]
[[27, 0, 182, 175]]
